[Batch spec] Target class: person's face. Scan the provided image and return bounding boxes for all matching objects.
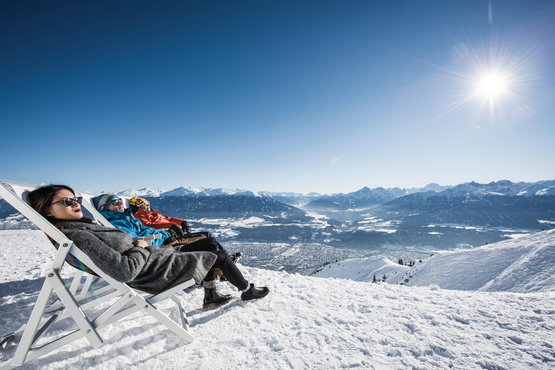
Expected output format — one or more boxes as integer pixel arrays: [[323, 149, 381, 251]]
[[140, 203, 151, 212], [46, 189, 83, 221], [108, 198, 124, 212]]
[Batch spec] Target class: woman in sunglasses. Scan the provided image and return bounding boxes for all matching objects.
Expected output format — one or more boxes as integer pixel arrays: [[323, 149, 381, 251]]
[[28, 185, 269, 309]]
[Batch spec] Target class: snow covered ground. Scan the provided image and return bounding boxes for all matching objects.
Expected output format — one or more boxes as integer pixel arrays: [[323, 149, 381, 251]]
[[314, 230, 555, 293], [1, 230, 554, 369]]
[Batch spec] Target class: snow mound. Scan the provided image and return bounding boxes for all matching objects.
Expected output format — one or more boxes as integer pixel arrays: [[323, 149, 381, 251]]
[[313, 255, 410, 284], [409, 230, 555, 293]]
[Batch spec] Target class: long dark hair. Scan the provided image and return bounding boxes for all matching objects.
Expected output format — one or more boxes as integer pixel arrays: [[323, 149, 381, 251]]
[[28, 184, 76, 222], [28, 184, 97, 275]]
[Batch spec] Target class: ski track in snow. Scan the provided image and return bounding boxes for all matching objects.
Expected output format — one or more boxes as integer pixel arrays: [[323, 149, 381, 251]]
[[1, 230, 554, 369]]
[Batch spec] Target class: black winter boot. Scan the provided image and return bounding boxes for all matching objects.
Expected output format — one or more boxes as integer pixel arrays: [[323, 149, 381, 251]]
[[203, 288, 232, 310], [240, 284, 270, 301]]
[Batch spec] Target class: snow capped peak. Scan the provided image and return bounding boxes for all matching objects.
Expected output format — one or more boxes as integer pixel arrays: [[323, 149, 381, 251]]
[[161, 187, 259, 198], [83, 180, 555, 203], [117, 188, 165, 198], [161, 187, 206, 197], [440, 180, 540, 198], [105, 186, 261, 198], [420, 183, 448, 192]]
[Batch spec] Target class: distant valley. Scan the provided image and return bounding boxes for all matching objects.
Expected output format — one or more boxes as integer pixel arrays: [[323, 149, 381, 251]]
[[145, 180, 555, 250], [122, 180, 555, 273], [1, 179, 554, 274]]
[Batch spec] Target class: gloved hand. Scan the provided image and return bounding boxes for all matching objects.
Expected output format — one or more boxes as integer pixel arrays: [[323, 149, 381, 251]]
[[181, 221, 192, 234], [164, 235, 176, 245], [170, 224, 184, 238], [164, 228, 178, 245]]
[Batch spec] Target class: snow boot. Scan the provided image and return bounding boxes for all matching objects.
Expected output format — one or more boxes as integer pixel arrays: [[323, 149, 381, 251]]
[[240, 283, 269, 301], [203, 288, 232, 310]]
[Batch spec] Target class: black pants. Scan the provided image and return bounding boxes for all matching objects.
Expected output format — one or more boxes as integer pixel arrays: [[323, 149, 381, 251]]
[[177, 237, 248, 291], [183, 231, 227, 252]]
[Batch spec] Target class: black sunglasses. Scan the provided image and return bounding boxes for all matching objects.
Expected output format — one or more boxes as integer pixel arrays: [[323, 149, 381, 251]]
[[110, 199, 122, 205], [52, 196, 83, 207]]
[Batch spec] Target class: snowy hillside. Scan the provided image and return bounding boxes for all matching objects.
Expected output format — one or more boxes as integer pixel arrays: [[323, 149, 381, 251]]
[[312, 255, 413, 285], [537, 186, 555, 196], [1, 229, 554, 369], [313, 230, 555, 293]]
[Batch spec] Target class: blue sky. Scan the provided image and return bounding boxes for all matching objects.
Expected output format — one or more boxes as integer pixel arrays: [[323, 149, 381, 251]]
[[1, 0, 554, 194]]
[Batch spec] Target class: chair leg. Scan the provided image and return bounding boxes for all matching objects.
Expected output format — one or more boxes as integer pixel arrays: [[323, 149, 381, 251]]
[[137, 297, 195, 343], [10, 280, 55, 366]]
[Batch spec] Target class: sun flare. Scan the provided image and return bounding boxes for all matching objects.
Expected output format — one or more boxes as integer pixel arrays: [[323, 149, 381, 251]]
[[475, 72, 508, 100]]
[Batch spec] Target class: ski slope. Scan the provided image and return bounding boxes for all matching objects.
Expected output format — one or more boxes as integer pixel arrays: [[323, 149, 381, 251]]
[[314, 230, 555, 293]]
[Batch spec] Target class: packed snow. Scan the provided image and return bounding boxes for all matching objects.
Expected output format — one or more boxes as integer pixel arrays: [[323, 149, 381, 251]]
[[1, 229, 554, 369]]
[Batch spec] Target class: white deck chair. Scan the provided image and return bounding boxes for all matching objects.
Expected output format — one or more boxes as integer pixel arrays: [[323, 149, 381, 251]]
[[0, 179, 195, 369]]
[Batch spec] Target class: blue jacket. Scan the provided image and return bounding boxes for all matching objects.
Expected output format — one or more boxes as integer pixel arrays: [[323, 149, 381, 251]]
[[99, 210, 171, 247]]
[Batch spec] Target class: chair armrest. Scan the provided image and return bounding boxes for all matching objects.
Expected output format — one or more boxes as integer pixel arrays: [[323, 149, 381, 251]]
[[133, 233, 163, 245]]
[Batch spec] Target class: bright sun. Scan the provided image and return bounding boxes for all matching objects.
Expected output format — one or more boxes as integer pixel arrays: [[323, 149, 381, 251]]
[[476, 72, 508, 100], [445, 41, 536, 124]]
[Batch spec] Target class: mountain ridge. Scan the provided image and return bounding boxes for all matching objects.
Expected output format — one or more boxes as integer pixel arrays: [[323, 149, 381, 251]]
[[304, 179, 555, 211], [1, 179, 554, 252]]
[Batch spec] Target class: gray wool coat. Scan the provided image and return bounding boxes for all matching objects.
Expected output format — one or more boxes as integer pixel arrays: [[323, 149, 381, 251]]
[[57, 219, 217, 294]]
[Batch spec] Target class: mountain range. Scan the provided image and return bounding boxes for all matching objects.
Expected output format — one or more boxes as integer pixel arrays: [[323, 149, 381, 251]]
[[304, 179, 555, 211], [1, 179, 554, 254], [303, 183, 451, 210]]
